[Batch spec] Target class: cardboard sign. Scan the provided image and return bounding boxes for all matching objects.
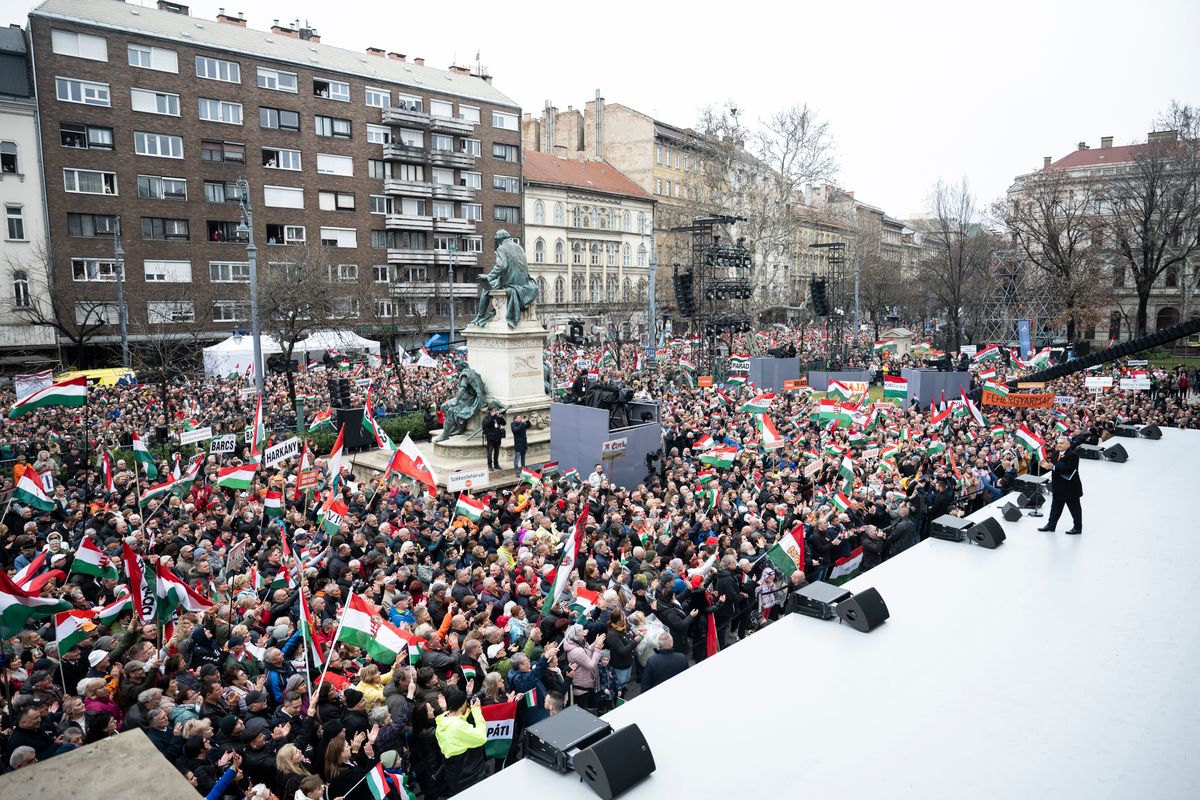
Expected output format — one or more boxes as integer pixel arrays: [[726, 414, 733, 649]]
[[1084, 377, 1113, 389], [843, 381, 869, 395], [210, 434, 237, 454], [698, 376, 713, 388], [447, 467, 490, 493], [804, 459, 824, 478], [1017, 382, 1046, 390], [179, 426, 213, 445], [783, 378, 809, 390], [263, 436, 301, 467], [354, 378, 372, 387], [982, 392, 1056, 409], [1126, 359, 1148, 367], [959, 345, 977, 357], [601, 438, 628, 456], [297, 470, 320, 489], [239, 388, 257, 398], [1053, 395, 1077, 406], [1119, 378, 1150, 391], [224, 537, 248, 573], [861, 448, 880, 460]]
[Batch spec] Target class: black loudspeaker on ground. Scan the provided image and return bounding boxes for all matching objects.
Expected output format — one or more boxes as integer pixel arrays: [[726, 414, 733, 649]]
[[836, 587, 890, 632], [573, 724, 656, 800], [970, 518, 1006, 549], [1103, 443, 1129, 463], [1002, 503, 1023, 522]]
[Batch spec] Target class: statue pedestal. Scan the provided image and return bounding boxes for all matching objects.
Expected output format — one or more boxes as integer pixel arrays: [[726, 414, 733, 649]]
[[428, 290, 553, 486]]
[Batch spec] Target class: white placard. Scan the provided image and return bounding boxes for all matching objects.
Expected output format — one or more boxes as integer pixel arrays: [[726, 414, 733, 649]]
[[1119, 378, 1150, 391], [601, 437, 628, 456], [354, 378, 372, 387], [1053, 396, 1077, 406], [239, 387, 257, 398], [447, 467, 490, 493], [861, 447, 880, 460], [210, 434, 237, 454], [263, 436, 301, 467], [960, 345, 977, 357], [179, 426, 213, 445], [804, 459, 824, 477], [1126, 359, 1148, 367], [1088, 386, 1103, 394], [1085, 376, 1113, 389]]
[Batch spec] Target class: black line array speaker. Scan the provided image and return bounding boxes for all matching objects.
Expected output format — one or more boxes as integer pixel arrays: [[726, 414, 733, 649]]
[[969, 517, 1006, 549], [836, 587, 890, 632], [1103, 443, 1129, 463], [335, 408, 373, 449], [573, 724, 656, 799], [1002, 503, 1023, 522]]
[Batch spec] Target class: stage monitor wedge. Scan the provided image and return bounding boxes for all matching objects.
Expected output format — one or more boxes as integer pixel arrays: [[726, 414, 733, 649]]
[[836, 587, 890, 632], [573, 724, 656, 800]]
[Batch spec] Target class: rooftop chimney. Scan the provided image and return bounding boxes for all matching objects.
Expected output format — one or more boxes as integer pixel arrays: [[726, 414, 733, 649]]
[[413, 57, 424, 66], [271, 20, 298, 38], [1043, 156, 1052, 168], [366, 47, 385, 57], [156, 1, 190, 15], [216, 9, 246, 26], [594, 89, 604, 160], [1100, 136, 1113, 149], [1147, 130, 1180, 144], [387, 52, 406, 61], [448, 65, 470, 75], [1077, 141, 1090, 150], [298, 25, 319, 43]]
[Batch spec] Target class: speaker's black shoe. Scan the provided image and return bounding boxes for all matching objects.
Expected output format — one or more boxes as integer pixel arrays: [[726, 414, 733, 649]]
[[1037, 525, 1055, 532], [1065, 528, 1081, 535]]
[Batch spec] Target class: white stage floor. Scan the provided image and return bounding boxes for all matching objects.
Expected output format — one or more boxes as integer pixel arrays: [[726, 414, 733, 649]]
[[462, 429, 1200, 799]]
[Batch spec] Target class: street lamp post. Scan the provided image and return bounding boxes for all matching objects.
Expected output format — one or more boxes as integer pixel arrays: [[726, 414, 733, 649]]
[[113, 219, 129, 368], [448, 245, 457, 346], [645, 227, 657, 362], [236, 177, 265, 398]]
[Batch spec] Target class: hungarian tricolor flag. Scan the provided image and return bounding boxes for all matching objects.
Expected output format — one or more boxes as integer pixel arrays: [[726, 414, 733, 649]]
[[1016, 424, 1045, 459], [693, 434, 714, 451], [883, 375, 908, 400], [321, 497, 349, 537], [263, 489, 284, 518], [308, 408, 334, 431], [367, 761, 417, 800], [755, 415, 784, 449], [362, 386, 397, 452], [982, 380, 1009, 399], [740, 393, 775, 413], [699, 445, 737, 468], [216, 463, 257, 490], [387, 433, 438, 489], [0, 572, 72, 638], [838, 455, 856, 491], [55, 608, 97, 653], [696, 470, 715, 485], [481, 700, 519, 759], [976, 345, 1002, 362], [541, 509, 587, 615], [132, 430, 158, 479], [249, 392, 265, 462], [298, 584, 324, 671], [826, 381, 855, 401], [831, 492, 851, 513], [122, 543, 156, 622], [930, 406, 952, 426], [455, 493, 485, 522], [72, 536, 119, 580], [568, 587, 600, 621], [327, 424, 346, 489], [95, 588, 133, 624], [680, 358, 697, 372], [520, 467, 541, 485], [9, 376, 86, 419], [873, 339, 897, 353], [13, 468, 55, 512], [828, 546, 865, 580], [155, 562, 213, 620], [541, 461, 559, 476], [766, 525, 806, 576]]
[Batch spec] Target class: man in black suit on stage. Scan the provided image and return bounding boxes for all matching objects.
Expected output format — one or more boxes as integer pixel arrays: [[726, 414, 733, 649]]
[[1038, 435, 1083, 535]]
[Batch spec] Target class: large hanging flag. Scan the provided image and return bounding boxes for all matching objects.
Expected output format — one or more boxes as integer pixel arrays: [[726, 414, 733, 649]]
[[9, 376, 87, 419], [740, 393, 775, 413], [765, 525, 806, 576], [122, 543, 156, 623], [71, 537, 119, 580], [155, 562, 213, 620], [883, 375, 908, 401], [828, 546, 865, 580], [387, 433, 438, 489], [326, 424, 346, 489], [480, 699, 520, 760], [755, 415, 783, 449], [1015, 424, 1046, 460], [367, 761, 417, 800], [455, 493, 486, 522], [541, 509, 588, 615], [55, 608, 97, 653], [13, 468, 55, 512], [132, 431, 158, 479], [215, 463, 258, 490], [872, 340, 897, 354], [0, 572, 72, 638]]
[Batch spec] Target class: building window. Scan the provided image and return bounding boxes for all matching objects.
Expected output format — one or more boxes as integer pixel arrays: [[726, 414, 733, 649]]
[[607, 277, 618, 302], [461, 138, 482, 157], [56, 77, 110, 107], [368, 160, 392, 180], [431, 168, 455, 186], [318, 191, 356, 211], [458, 105, 480, 124], [623, 211, 632, 232], [590, 207, 599, 228], [572, 241, 582, 265], [12, 270, 30, 307], [461, 171, 482, 190], [637, 278, 647, 300], [492, 110, 518, 130], [134, 131, 183, 159], [206, 220, 246, 243], [137, 175, 187, 201], [263, 185, 304, 209], [432, 133, 453, 151], [259, 107, 300, 132], [637, 212, 647, 234], [317, 153, 354, 177], [1108, 311, 1122, 342], [257, 66, 297, 92], [63, 168, 117, 195], [261, 147, 301, 170], [656, 145, 662, 165], [326, 263, 359, 282], [143, 259, 192, 282], [398, 197, 426, 216], [590, 243, 600, 266], [71, 258, 119, 281], [572, 277, 583, 303], [534, 238, 545, 263], [130, 88, 180, 116], [51, 30, 108, 61], [396, 164, 425, 182], [209, 261, 250, 283], [315, 115, 352, 138], [369, 195, 393, 215], [494, 206, 520, 224], [554, 239, 565, 264], [200, 140, 245, 163], [0, 142, 16, 174], [1112, 266, 1125, 287], [493, 175, 520, 193], [428, 99, 453, 118], [141, 217, 190, 241], [637, 243, 647, 267], [552, 203, 564, 226], [195, 55, 241, 83], [655, 178, 662, 194], [622, 243, 631, 266], [372, 264, 392, 283], [212, 300, 249, 322], [623, 277, 632, 301], [398, 128, 423, 147], [366, 124, 391, 144], [491, 143, 519, 162], [6, 206, 25, 240], [572, 206, 582, 228], [203, 180, 240, 204], [607, 243, 617, 266], [396, 94, 423, 112], [313, 78, 350, 102], [1165, 265, 1179, 288], [146, 300, 195, 324], [67, 213, 119, 238], [127, 43, 177, 72], [319, 227, 358, 248], [554, 277, 565, 304], [590, 276, 601, 302], [374, 299, 398, 317], [432, 200, 454, 219], [198, 98, 243, 124], [365, 87, 390, 108], [59, 123, 113, 150], [265, 224, 305, 245]]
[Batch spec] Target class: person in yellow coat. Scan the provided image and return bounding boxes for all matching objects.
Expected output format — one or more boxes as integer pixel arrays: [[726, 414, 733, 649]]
[[434, 686, 489, 795]]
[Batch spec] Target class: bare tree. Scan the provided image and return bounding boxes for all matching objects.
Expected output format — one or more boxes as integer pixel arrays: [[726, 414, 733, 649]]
[[1095, 102, 1200, 336], [6, 243, 111, 365], [260, 244, 335, 406]]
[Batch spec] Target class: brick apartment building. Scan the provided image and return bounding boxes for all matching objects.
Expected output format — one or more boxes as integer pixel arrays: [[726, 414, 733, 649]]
[[26, 0, 523, 363]]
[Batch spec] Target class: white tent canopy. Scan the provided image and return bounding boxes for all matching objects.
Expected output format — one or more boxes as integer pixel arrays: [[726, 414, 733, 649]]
[[293, 330, 381, 359], [202, 334, 283, 378]]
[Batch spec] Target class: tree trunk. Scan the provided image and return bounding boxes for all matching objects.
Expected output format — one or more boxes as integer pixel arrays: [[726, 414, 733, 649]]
[[1136, 290, 1151, 337]]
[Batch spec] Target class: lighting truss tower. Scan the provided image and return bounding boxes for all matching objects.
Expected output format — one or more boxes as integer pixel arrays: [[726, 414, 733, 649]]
[[978, 250, 1059, 346]]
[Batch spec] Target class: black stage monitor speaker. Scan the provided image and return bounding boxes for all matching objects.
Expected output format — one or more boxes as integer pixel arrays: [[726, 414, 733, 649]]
[[1076, 444, 1105, 460], [1002, 503, 1023, 522], [930, 514, 974, 542], [1139, 424, 1162, 440], [1017, 490, 1046, 509], [573, 724, 656, 800], [836, 587, 890, 632], [1113, 424, 1140, 438], [1103, 443, 1129, 463], [970, 517, 1006, 549]]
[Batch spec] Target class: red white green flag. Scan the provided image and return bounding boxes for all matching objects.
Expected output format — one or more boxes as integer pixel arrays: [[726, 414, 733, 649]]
[[1015, 424, 1045, 459], [480, 700, 519, 759], [755, 415, 784, 449], [367, 761, 416, 800], [71, 536, 119, 580], [0, 572, 72, 638], [455, 493, 485, 522], [55, 608, 97, 653], [9, 376, 86, 419], [541, 509, 587, 616], [263, 489, 284, 518], [766, 525, 806, 576], [883, 375, 908, 400], [14, 468, 55, 512], [828, 546, 865, 580], [831, 492, 851, 513], [216, 463, 257, 490], [132, 430, 158, 479]]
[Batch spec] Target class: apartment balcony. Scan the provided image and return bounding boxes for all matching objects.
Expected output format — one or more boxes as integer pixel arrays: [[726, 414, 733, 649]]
[[383, 178, 433, 198], [433, 216, 477, 235], [385, 213, 434, 231], [383, 143, 430, 163], [387, 248, 437, 266], [429, 115, 475, 135], [388, 281, 478, 298], [430, 149, 476, 169], [434, 250, 478, 267], [382, 106, 430, 127], [431, 183, 476, 201]]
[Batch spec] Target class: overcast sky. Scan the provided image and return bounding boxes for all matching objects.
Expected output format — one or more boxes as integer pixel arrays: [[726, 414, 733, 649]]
[[7, 0, 1198, 218]]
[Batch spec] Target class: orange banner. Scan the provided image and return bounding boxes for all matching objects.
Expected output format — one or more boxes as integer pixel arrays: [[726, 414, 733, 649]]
[[783, 378, 809, 390], [698, 376, 713, 388], [981, 392, 1055, 409]]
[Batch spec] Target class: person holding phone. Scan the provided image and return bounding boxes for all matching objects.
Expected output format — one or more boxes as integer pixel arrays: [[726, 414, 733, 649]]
[[434, 687, 489, 794]]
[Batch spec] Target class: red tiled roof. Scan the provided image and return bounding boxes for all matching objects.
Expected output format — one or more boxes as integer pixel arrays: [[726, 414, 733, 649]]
[[1046, 144, 1140, 170], [522, 151, 652, 200]]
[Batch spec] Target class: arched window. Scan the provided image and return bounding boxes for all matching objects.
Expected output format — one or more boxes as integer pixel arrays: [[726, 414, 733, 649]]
[[590, 243, 600, 265], [623, 210, 631, 232], [590, 276, 601, 302], [554, 239, 565, 264], [622, 277, 632, 301], [554, 202, 565, 226], [606, 243, 616, 266], [1107, 311, 1122, 342], [572, 276, 584, 303], [534, 200, 545, 225], [637, 277, 647, 301], [572, 205, 582, 227], [607, 276, 618, 302], [572, 241, 583, 265], [536, 276, 547, 301], [554, 276, 565, 304], [637, 243, 647, 267], [534, 237, 545, 263], [12, 270, 30, 308], [622, 243, 631, 266], [1165, 265, 1179, 288], [1156, 306, 1180, 331], [637, 212, 646, 234], [589, 207, 599, 228]]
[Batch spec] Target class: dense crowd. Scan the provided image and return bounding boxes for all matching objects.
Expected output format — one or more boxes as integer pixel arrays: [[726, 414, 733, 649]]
[[1, 326, 1197, 799]]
